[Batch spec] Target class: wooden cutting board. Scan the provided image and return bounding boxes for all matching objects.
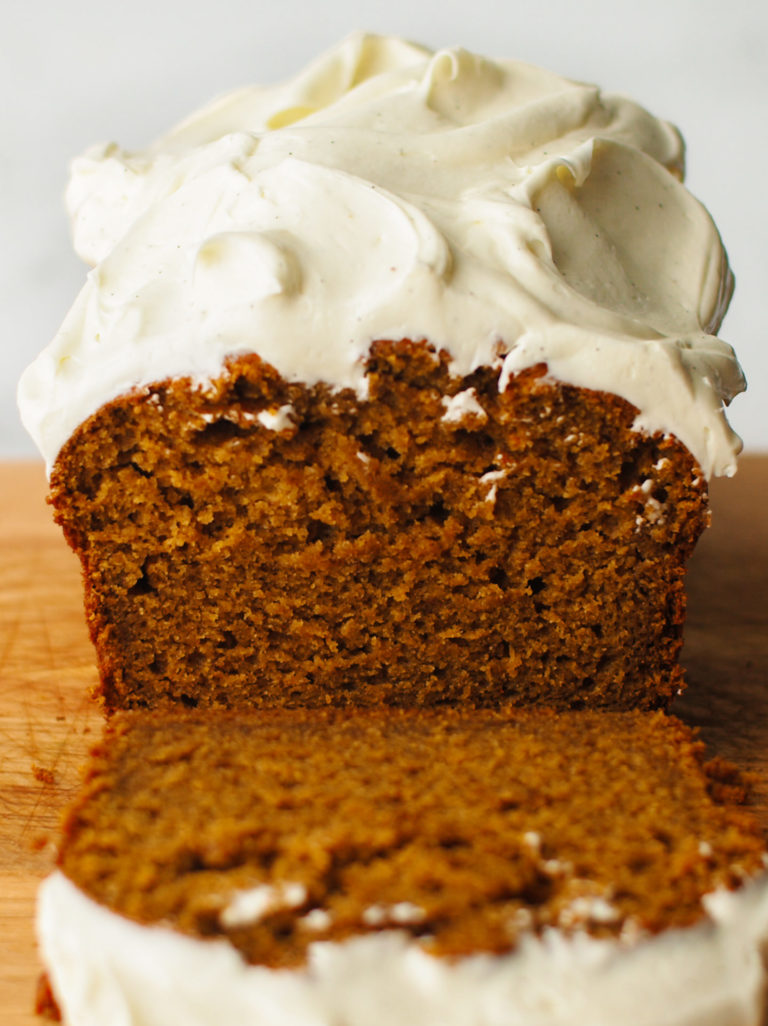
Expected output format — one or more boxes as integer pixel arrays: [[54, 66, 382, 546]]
[[1, 457, 767, 1025]]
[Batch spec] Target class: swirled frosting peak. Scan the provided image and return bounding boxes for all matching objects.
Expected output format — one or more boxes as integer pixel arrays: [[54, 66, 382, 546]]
[[18, 33, 744, 475]]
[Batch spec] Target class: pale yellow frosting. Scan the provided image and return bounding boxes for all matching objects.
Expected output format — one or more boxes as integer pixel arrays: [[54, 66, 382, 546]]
[[18, 33, 744, 475]]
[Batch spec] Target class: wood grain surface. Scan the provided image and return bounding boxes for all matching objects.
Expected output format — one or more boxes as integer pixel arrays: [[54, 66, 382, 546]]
[[1, 457, 767, 1025]]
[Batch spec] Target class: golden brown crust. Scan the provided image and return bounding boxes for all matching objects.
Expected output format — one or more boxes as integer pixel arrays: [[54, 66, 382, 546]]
[[57, 707, 766, 969], [34, 972, 61, 1021], [49, 341, 709, 711]]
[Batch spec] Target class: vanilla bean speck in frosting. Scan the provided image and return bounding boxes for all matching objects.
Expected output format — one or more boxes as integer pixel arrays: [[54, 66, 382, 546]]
[[18, 32, 744, 476]]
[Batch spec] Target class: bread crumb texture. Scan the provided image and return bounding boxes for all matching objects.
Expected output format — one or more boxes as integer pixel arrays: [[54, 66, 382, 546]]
[[57, 707, 765, 968], [50, 342, 708, 712]]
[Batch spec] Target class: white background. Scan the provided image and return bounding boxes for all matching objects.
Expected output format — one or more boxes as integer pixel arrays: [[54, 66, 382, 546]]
[[3, 0, 766, 461]]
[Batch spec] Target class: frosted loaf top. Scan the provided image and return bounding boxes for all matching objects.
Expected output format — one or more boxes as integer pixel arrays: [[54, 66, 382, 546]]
[[18, 33, 744, 476]]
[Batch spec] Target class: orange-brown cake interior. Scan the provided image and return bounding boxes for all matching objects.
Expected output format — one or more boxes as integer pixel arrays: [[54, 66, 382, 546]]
[[56, 707, 766, 970], [49, 341, 709, 712]]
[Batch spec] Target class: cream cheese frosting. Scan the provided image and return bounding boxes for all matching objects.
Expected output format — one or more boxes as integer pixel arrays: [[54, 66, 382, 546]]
[[37, 869, 768, 1026], [18, 32, 744, 476]]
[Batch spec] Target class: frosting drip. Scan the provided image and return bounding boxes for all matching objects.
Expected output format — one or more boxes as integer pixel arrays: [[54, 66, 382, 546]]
[[18, 33, 744, 476]]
